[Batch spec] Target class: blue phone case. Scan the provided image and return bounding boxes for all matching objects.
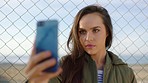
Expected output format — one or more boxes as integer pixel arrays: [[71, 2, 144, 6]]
[[35, 20, 58, 72]]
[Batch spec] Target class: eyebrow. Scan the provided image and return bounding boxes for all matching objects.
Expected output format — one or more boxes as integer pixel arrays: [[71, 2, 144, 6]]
[[79, 26, 101, 30]]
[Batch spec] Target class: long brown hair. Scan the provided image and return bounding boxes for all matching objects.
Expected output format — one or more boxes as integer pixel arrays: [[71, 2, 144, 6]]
[[61, 5, 113, 83]]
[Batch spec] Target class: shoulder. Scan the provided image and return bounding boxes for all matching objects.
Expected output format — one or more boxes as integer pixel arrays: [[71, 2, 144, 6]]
[[106, 51, 134, 74], [107, 51, 131, 68], [59, 55, 71, 66], [50, 55, 71, 83], [107, 51, 127, 65], [107, 51, 136, 82]]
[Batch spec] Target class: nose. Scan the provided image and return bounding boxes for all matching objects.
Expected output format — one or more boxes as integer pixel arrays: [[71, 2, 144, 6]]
[[85, 32, 93, 41]]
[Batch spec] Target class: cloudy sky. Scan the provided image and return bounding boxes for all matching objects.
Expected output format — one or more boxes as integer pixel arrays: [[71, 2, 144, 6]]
[[0, 0, 148, 63]]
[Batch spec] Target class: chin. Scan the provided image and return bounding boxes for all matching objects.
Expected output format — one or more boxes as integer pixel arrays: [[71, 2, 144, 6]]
[[86, 51, 96, 55]]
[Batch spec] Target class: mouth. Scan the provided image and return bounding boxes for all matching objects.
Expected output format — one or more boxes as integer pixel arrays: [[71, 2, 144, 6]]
[[85, 44, 95, 48]]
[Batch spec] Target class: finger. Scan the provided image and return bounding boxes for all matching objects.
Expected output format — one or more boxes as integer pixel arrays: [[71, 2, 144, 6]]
[[38, 67, 62, 80], [31, 40, 36, 57], [30, 68, 62, 83], [45, 67, 63, 79], [26, 58, 56, 78], [25, 51, 51, 74], [37, 58, 56, 72], [32, 51, 51, 66], [27, 67, 62, 83], [30, 76, 49, 83]]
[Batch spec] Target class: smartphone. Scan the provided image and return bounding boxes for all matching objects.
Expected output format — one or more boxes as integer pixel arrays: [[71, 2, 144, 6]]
[[35, 20, 58, 72]]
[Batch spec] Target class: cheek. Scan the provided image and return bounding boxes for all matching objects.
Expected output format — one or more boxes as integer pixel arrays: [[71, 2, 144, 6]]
[[79, 37, 85, 46], [101, 34, 107, 43], [95, 32, 106, 42]]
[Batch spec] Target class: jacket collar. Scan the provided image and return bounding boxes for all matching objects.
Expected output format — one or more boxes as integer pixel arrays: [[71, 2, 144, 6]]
[[106, 51, 127, 65], [84, 51, 127, 65], [84, 52, 94, 63]]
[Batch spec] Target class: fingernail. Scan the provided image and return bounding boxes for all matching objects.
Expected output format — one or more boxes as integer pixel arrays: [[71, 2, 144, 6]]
[[46, 51, 50, 55], [50, 58, 56, 62], [39, 72, 44, 75]]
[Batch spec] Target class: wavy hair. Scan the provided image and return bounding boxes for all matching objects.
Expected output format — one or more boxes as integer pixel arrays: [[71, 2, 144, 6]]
[[61, 5, 113, 83]]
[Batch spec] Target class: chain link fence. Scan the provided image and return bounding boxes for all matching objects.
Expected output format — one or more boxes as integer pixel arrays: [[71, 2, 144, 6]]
[[0, 0, 148, 83]]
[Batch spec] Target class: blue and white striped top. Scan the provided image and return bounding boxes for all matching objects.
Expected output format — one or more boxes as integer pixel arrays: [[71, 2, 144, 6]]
[[98, 69, 103, 83]]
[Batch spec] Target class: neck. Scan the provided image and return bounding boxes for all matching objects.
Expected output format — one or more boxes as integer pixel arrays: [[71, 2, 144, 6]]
[[91, 50, 106, 70]]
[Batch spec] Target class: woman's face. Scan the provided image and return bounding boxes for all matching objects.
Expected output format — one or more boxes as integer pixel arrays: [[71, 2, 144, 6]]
[[79, 13, 108, 55]]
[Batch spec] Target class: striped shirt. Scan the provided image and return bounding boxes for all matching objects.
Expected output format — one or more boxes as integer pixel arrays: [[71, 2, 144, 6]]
[[98, 69, 103, 83]]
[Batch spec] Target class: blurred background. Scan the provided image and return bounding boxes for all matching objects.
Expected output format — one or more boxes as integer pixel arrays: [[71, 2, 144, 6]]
[[0, 0, 148, 83]]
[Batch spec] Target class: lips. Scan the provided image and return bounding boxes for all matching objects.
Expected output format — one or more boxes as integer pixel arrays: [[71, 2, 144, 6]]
[[85, 44, 95, 48]]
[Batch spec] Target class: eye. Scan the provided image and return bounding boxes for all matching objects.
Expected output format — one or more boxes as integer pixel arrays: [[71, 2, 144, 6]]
[[93, 29, 100, 33], [79, 30, 86, 35]]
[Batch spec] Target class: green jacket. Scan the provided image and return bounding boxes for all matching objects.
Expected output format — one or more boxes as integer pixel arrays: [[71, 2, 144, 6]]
[[50, 51, 137, 83]]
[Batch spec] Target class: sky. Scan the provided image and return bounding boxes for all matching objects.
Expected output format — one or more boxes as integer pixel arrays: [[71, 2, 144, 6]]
[[0, 0, 148, 63]]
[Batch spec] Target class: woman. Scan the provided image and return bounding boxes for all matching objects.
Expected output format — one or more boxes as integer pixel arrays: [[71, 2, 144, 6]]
[[25, 5, 137, 83]]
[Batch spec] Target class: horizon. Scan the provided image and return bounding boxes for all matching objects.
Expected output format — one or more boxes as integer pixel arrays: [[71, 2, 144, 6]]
[[0, 0, 148, 64]]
